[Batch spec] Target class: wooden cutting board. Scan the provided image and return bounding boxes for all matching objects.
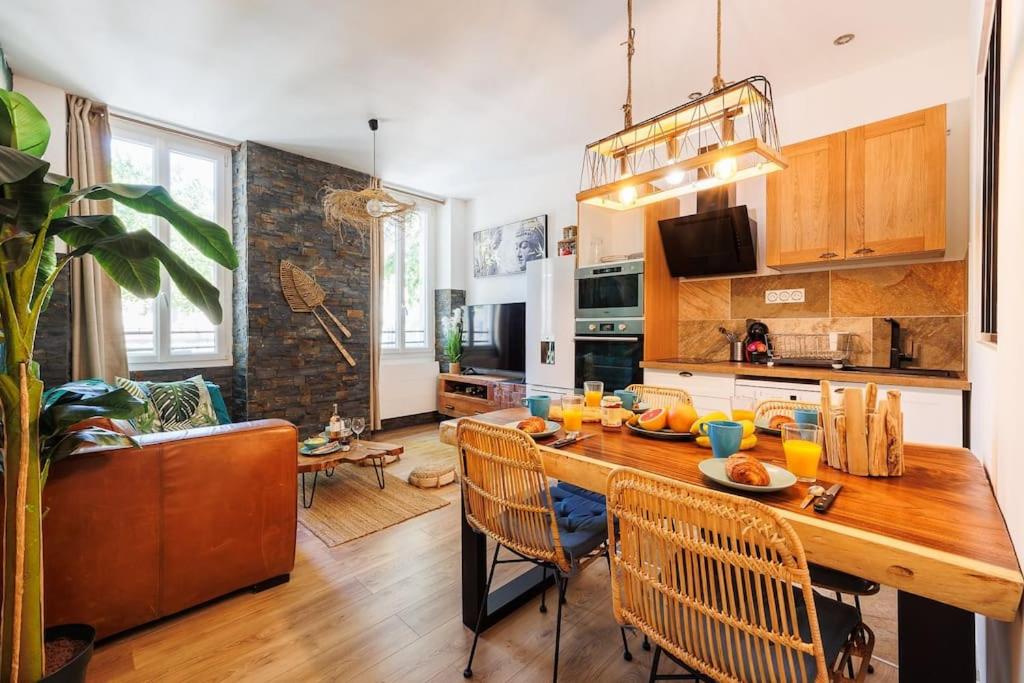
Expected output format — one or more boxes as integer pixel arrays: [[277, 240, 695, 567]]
[[844, 388, 869, 476]]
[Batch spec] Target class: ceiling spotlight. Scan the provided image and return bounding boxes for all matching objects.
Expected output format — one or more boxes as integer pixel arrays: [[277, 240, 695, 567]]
[[833, 33, 855, 46]]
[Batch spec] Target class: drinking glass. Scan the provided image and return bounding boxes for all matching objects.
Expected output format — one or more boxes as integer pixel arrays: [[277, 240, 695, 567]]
[[731, 395, 756, 422], [781, 423, 823, 483], [583, 380, 604, 408], [352, 417, 366, 441], [561, 395, 585, 438], [339, 418, 352, 446]]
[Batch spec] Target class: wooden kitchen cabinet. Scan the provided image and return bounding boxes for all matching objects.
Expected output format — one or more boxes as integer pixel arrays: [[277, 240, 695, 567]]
[[845, 105, 946, 259], [766, 105, 946, 267], [766, 132, 847, 267]]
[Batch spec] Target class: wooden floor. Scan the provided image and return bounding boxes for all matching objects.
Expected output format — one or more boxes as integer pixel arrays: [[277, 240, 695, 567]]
[[88, 423, 900, 682]]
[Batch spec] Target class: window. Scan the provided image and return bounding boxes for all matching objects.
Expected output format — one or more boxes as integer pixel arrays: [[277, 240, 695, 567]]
[[981, 0, 1001, 339], [380, 200, 433, 353], [110, 118, 233, 369]]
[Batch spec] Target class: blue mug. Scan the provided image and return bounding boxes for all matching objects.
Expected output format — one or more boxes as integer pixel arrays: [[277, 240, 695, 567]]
[[613, 389, 638, 410], [700, 420, 744, 459], [521, 395, 551, 419], [794, 408, 820, 426]]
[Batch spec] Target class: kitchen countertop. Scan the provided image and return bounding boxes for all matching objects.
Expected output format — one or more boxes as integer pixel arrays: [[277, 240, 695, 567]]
[[641, 358, 971, 390]]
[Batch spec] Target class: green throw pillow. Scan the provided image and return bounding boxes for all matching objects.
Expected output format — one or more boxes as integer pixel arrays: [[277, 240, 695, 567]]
[[114, 377, 164, 434], [148, 375, 219, 431]]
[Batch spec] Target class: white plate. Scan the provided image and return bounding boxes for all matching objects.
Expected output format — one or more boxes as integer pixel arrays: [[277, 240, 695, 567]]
[[504, 420, 561, 439], [698, 458, 797, 493]]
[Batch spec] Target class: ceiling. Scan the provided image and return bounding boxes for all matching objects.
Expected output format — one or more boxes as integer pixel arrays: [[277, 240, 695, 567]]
[[4, 1, 968, 198]]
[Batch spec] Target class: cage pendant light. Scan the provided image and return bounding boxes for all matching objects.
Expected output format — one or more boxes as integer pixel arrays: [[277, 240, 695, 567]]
[[577, 0, 786, 210], [322, 118, 414, 233]]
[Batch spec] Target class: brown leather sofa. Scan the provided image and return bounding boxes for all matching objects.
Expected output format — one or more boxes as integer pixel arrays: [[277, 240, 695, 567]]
[[42, 419, 297, 639]]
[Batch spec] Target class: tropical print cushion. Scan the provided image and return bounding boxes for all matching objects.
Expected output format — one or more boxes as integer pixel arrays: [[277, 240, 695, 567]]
[[114, 377, 164, 434], [148, 375, 219, 431]]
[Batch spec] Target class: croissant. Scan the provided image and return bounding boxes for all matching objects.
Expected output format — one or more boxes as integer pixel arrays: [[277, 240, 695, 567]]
[[517, 417, 547, 434], [769, 414, 795, 430], [725, 454, 771, 487]]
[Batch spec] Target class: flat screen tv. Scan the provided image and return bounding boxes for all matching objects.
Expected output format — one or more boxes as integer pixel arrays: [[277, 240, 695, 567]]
[[461, 303, 526, 375]]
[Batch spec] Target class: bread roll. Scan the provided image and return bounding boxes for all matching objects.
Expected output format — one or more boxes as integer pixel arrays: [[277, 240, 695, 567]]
[[516, 417, 546, 434], [724, 454, 771, 487]]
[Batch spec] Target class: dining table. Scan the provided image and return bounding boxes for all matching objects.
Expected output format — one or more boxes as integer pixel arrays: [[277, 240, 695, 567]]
[[439, 407, 1023, 683]]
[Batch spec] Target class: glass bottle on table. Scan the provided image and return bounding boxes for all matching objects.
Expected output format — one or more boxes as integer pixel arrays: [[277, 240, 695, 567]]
[[561, 394, 585, 438], [328, 403, 342, 442]]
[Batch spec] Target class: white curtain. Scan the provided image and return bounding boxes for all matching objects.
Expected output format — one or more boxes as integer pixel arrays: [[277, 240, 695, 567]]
[[67, 94, 128, 382], [369, 217, 383, 431]]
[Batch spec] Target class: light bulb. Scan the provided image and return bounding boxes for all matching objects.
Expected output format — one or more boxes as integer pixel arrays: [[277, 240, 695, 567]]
[[713, 156, 737, 181], [618, 185, 637, 206], [665, 170, 685, 185], [366, 198, 384, 218]]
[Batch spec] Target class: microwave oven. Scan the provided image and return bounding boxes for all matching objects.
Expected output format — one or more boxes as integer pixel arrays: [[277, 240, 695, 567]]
[[574, 260, 644, 319]]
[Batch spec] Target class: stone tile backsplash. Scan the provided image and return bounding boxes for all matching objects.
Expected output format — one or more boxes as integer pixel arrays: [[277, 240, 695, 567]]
[[675, 261, 967, 371]]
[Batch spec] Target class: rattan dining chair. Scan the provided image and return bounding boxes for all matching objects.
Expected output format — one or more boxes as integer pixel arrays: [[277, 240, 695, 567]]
[[457, 419, 633, 681], [606, 467, 874, 683], [626, 384, 693, 409]]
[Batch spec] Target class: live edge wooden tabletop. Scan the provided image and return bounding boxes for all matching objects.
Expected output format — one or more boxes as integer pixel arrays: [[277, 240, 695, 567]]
[[296, 440, 403, 473], [439, 408, 1023, 622]]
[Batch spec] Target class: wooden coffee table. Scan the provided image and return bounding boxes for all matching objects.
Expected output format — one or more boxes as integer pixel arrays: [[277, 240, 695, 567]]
[[297, 440, 404, 508]]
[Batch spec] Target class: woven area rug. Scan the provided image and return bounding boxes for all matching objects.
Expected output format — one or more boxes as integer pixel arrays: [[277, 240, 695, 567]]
[[297, 466, 449, 547]]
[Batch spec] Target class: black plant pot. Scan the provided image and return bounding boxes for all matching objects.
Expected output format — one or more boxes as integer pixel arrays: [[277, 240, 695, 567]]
[[40, 624, 95, 683]]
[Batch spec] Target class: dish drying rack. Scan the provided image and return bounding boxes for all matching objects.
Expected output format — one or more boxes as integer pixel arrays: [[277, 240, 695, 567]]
[[766, 332, 853, 369]]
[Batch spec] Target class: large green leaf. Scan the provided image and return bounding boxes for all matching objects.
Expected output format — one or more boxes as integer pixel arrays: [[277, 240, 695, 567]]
[[43, 427, 140, 468], [0, 90, 50, 157], [0, 145, 50, 186], [62, 184, 238, 269], [31, 236, 57, 309], [55, 214, 162, 298], [70, 229, 224, 323], [40, 386, 146, 438]]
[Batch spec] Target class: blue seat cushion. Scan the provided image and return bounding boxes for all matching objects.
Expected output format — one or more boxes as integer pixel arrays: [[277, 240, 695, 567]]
[[555, 481, 607, 505], [548, 485, 609, 564]]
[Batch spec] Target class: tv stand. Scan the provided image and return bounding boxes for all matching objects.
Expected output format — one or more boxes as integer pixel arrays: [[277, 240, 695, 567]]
[[437, 373, 525, 418]]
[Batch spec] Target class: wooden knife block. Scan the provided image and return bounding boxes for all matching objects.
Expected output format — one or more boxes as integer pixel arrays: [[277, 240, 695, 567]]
[[820, 383, 905, 477]]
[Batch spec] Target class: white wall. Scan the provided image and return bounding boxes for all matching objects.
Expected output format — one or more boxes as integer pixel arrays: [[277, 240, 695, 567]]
[[972, 1, 1024, 680], [462, 39, 973, 304], [12, 75, 66, 175]]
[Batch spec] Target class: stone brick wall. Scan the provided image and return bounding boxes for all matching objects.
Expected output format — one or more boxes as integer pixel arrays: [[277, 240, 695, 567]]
[[36, 268, 72, 389], [232, 142, 371, 435]]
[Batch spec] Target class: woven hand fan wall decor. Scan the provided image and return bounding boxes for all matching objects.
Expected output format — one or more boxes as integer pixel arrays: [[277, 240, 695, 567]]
[[321, 118, 414, 234], [280, 260, 356, 367]]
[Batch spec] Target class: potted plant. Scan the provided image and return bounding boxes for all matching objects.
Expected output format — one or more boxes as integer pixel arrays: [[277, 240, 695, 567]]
[[442, 307, 463, 374], [0, 90, 237, 682]]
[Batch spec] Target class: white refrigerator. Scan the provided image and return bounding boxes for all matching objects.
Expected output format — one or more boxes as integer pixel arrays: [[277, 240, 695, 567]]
[[525, 256, 576, 396]]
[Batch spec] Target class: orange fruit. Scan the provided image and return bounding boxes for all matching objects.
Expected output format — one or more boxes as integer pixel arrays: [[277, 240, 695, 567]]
[[667, 403, 698, 433], [637, 408, 667, 431]]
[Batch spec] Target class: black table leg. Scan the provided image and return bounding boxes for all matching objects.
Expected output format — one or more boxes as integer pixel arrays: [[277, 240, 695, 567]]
[[898, 590, 976, 682], [301, 471, 319, 508], [371, 456, 386, 489], [460, 493, 552, 631]]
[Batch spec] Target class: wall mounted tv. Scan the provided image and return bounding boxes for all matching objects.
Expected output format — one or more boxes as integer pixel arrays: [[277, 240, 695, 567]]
[[461, 303, 526, 374]]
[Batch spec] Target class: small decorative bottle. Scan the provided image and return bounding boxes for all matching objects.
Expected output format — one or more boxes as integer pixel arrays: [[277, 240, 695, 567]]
[[328, 404, 342, 442]]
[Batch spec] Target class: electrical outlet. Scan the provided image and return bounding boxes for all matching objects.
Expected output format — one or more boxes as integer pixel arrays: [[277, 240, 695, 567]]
[[764, 288, 805, 304]]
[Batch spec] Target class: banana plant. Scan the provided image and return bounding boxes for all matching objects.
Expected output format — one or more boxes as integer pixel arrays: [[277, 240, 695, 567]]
[[0, 90, 238, 681]]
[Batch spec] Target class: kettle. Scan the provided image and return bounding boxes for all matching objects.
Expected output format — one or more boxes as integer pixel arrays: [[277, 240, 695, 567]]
[[743, 320, 770, 364]]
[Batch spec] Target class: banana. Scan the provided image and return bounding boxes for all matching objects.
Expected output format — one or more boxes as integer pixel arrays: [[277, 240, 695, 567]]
[[739, 435, 758, 450], [740, 420, 755, 438], [696, 435, 711, 448], [689, 411, 729, 435]]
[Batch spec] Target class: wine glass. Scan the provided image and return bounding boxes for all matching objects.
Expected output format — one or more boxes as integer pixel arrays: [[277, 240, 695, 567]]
[[352, 417, 366, 442]]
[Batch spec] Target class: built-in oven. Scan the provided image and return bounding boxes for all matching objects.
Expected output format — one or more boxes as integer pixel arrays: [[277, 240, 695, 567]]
[[574, 319, 644, 391], [575, 260, 644, 319]]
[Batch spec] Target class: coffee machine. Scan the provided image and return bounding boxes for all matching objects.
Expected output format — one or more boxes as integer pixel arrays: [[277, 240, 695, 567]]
[[743, 320, 770, 364]]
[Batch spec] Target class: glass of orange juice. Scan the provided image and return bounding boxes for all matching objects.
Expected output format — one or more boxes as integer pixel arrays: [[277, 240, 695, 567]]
[[583, 381, 604, 408], [561, 394, 585, 438], [731, 395, 756, 422], [781, 423, 823, 483]]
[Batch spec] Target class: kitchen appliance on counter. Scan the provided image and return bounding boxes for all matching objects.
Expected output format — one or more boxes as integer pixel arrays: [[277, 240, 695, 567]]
[[574, 319, 644, 391], [575, 260, 644, 319], [743, 320, 771, 364]]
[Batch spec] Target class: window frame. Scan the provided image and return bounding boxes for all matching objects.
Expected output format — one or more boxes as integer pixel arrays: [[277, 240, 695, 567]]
[[381, 196, 435, 358], [979, 0, 1001, 342], [110, 117, 234, 370]]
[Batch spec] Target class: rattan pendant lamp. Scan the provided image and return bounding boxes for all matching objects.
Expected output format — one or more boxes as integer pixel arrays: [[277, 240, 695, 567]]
[[577, 0, 787, 210], [322, 118, 414, 232]]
